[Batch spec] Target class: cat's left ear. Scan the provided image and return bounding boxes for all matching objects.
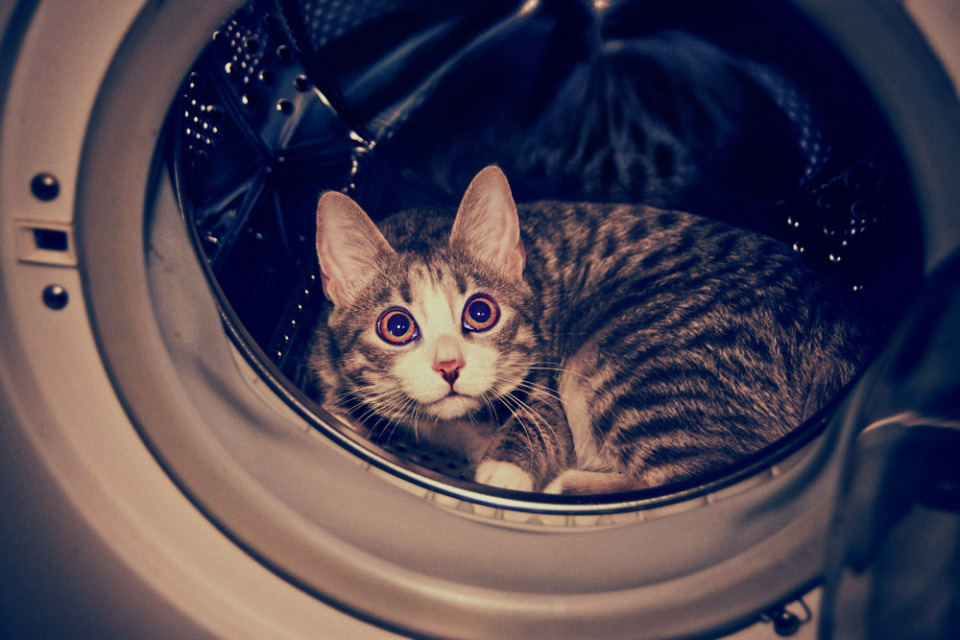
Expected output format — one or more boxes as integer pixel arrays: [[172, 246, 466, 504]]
[[449, 166, 525, 279]]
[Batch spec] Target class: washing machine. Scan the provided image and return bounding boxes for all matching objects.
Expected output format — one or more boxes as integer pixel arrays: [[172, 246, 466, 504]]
[[1, 1, 958, 638]]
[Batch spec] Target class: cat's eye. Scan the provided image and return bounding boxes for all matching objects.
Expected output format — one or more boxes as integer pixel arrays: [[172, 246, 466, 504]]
[[462, 294, 500, 333], [377, 307, 419, 345]]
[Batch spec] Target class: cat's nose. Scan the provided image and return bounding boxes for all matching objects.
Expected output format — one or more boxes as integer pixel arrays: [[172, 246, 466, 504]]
[[434, 359, 462, 385]]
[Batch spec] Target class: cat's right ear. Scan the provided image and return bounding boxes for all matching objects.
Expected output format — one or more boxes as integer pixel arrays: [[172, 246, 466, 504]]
[[316, 191, 395, 307]]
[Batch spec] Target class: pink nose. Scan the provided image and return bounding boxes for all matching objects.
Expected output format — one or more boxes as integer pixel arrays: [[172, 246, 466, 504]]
[[434, 359, 462, 385]]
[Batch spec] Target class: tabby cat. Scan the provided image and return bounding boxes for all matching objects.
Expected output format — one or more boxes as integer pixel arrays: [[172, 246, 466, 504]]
[[309, 166, 868, 494]]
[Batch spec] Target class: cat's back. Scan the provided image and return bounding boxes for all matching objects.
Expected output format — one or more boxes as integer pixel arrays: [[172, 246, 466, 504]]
[[515, 200, 868, 399], [514, 200, 822, 316]]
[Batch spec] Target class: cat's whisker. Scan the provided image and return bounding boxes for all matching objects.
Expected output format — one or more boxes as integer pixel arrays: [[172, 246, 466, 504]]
[[329, 391, 365, 412], [502, 391, 562, 444], [508, 379, 563, 401], [377, 402, 414, 443], [376, 405, 408, 445], [500, 399, 561, 475], [499, 391, 555, 441], [373, 391, 414, 424], [329, 392, 372, 425], [493, 374, 565, 404], [350, 387, 411, 439], [496, 393, 534, 443], [476, 391, 504, 430]]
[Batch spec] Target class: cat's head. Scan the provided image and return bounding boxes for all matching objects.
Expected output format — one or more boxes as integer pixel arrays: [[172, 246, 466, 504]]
[[314, 167, 537, 427]]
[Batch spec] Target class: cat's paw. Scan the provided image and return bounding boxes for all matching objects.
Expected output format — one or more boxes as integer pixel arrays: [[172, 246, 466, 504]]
[[474, 460, 534, 492]]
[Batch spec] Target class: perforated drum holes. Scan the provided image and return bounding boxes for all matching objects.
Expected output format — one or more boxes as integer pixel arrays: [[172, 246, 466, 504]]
[[275, 44, 293, 64]]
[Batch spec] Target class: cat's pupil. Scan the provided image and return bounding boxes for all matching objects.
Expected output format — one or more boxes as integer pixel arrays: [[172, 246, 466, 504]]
[[468, 300, 491, 323], [387, 314, 410, 337]]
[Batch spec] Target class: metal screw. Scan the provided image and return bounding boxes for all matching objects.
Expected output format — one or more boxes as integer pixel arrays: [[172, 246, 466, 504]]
[[761, 599, 811, 637], [31, 173, 60, 201], [42, 284, 69, 310], [772, 608, 801, 636]]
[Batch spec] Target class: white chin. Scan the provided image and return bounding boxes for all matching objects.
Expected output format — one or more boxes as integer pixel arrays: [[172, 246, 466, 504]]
[[427, 395, 478, 420]]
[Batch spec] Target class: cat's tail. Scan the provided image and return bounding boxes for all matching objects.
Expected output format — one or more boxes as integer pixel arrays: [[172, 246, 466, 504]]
[[543, 470, 650, 495]]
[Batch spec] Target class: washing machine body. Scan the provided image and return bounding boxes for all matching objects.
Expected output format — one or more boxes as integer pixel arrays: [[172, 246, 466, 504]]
[[1, 1, 959, 639]]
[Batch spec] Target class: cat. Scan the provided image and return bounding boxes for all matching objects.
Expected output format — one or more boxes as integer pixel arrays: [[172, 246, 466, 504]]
[[308, 166, 869, 494]]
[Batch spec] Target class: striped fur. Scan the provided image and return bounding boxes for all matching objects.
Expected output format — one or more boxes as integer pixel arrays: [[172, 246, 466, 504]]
[[310, 167, 869, 493]]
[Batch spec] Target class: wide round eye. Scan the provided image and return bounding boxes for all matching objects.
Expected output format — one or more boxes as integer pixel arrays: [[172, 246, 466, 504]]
[[376, 307, 419, 345], [462, 294, 500, 333]]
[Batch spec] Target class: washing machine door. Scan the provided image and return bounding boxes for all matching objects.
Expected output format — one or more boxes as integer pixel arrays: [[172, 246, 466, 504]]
[[820, 252, 960, 640], [807, 3, 960, 636], [1, 1, 959, 639]]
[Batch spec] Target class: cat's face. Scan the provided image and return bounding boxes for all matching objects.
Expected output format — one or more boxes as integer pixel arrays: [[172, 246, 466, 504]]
[[326, 252, 536, 423], [316, 166, 536, 427]]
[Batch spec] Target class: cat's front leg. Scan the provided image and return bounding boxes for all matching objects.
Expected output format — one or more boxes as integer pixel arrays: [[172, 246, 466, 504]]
[[474, 390, 574, 492]]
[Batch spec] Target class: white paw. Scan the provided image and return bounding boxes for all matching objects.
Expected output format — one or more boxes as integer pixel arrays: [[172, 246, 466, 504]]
[[474, 460, 534, 492]]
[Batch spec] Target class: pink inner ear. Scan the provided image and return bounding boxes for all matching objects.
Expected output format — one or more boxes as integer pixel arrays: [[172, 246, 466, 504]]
[[506, 237, 526, 275], [318, 270, 346, 307], [451, 166, 526, 279], [315, 191, 394, 306]]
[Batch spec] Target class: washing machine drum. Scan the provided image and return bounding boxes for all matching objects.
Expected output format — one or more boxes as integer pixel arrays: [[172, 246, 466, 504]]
[[174, 0, 924, 483], [2, 0, 959, 638]]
